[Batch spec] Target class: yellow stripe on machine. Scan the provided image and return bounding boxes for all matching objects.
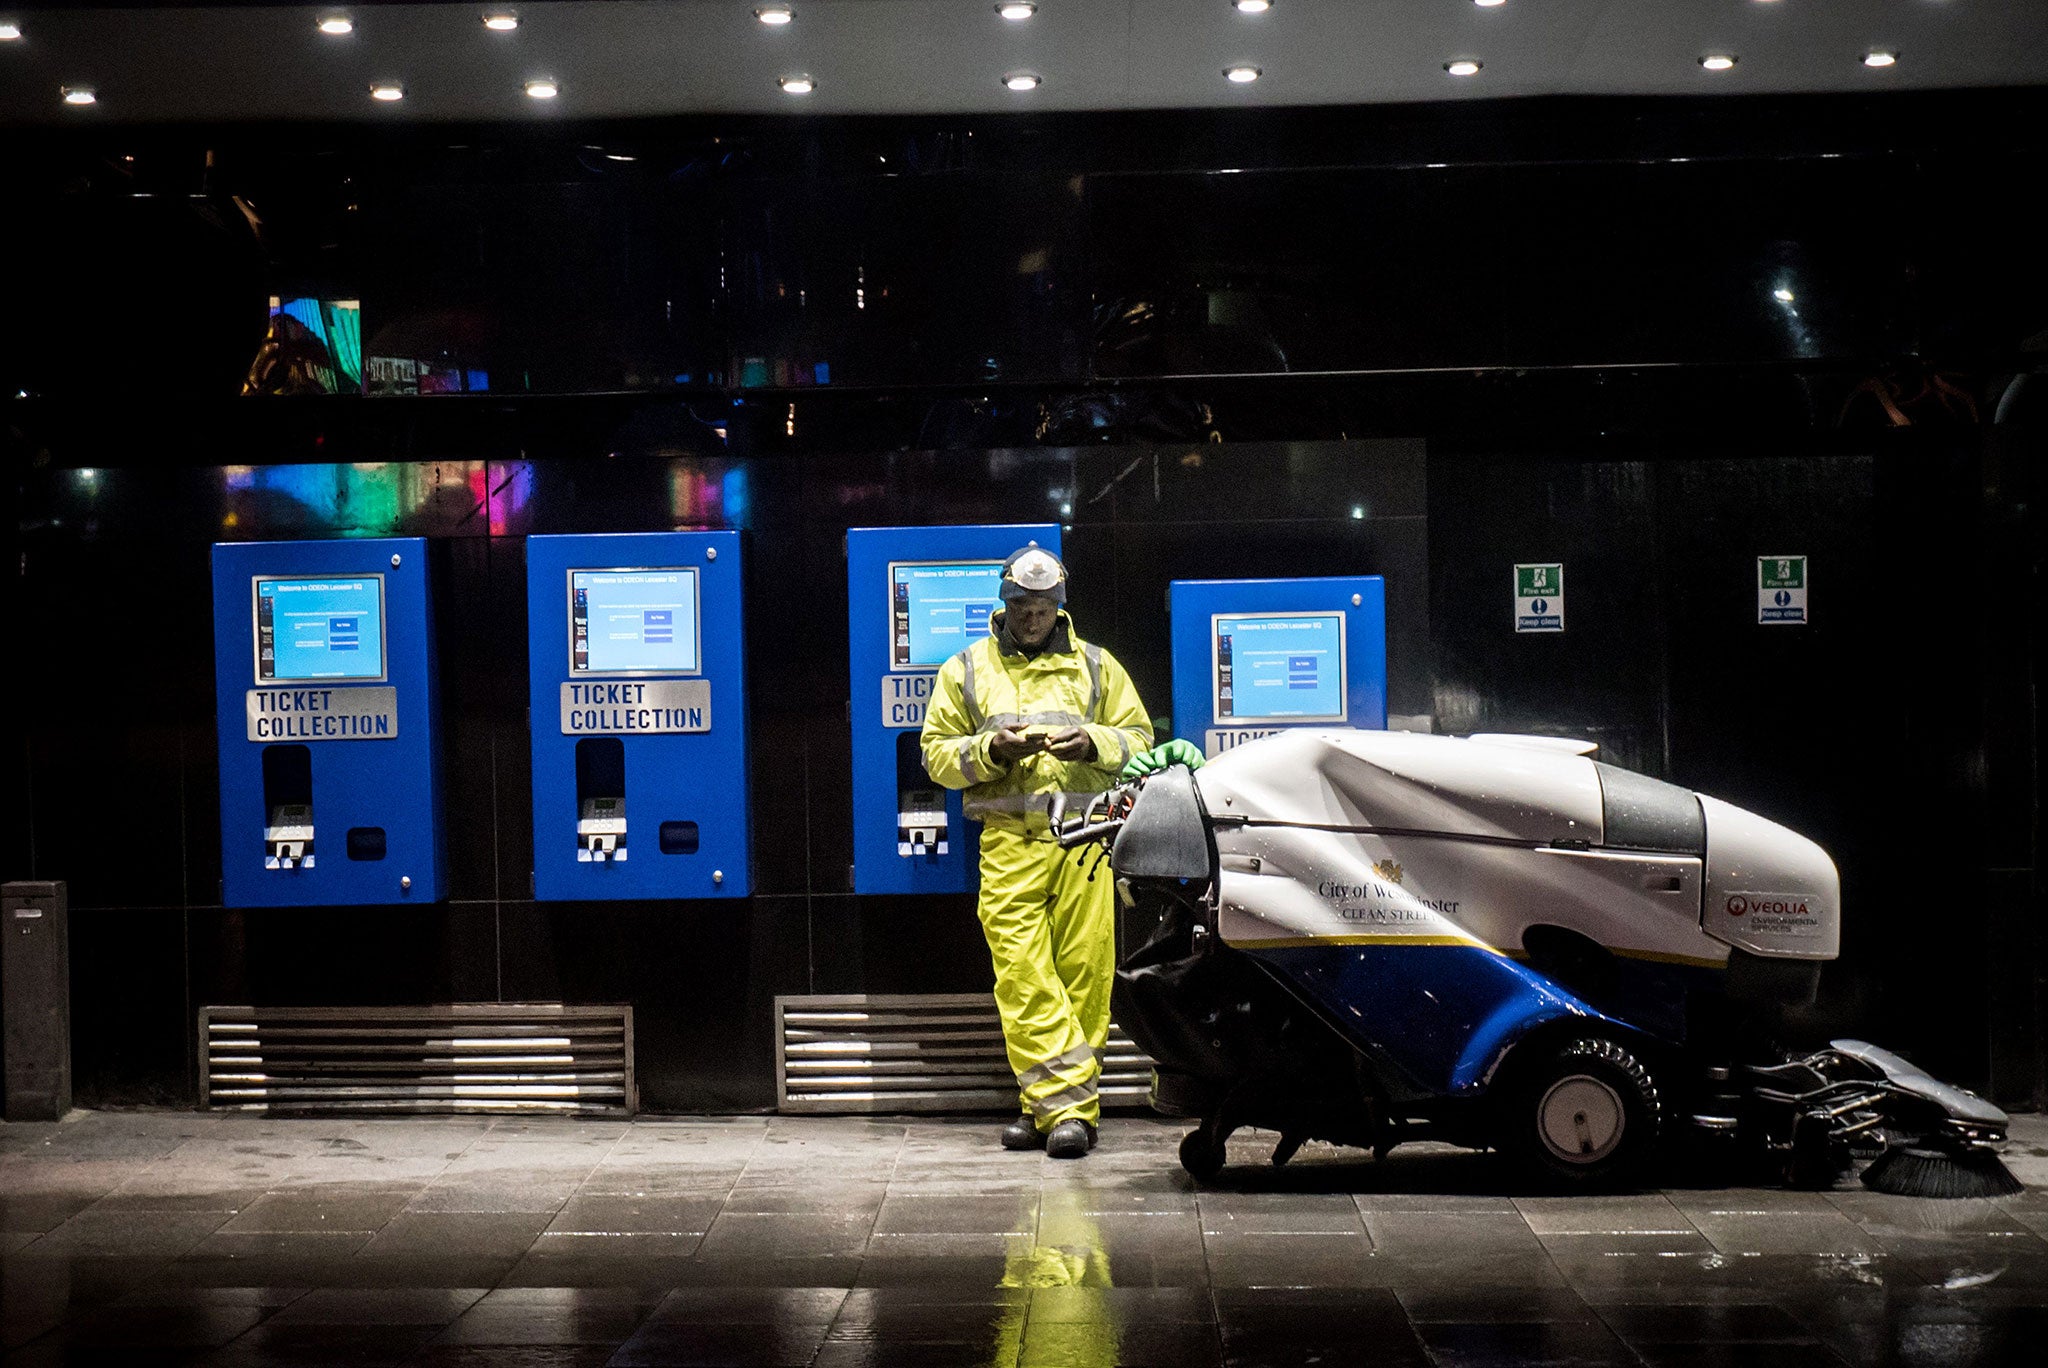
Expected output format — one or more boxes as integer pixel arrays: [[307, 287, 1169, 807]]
[[1611, 946, 1729, 969], [1231, 935, 1728, 970], [1231, 934, 1502, 952]]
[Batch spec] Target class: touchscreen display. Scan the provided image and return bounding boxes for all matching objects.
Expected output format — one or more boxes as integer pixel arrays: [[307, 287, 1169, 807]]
[[572, 568, 701, 675], [890, 560, 1004, 669], [1214, 612, 1347, 724], [256, 576, 385, 682]]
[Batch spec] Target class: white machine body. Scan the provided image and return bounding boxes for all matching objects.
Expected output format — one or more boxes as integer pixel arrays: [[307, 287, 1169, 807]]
[[1697, 794, 1839, 957], [1192, 731, 1839, 966]]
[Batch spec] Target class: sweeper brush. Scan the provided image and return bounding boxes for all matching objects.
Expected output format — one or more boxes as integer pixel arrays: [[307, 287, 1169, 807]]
[[1862, 1146, 2025, 1200]]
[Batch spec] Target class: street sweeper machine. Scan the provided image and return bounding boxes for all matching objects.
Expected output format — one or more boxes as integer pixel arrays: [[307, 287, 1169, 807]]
[[1056, 731, 2019, 1198]]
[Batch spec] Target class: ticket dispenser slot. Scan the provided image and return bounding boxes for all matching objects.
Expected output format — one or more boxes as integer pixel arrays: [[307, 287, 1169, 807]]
[[214, 537, 447, 907], [261, 744, 314, 869], [1169, 575, 1389, 762], [846, 524, 1059, 895], [895, 731, 948, 857], [528, 531, 749, 900], [575, 737, 628, 863]]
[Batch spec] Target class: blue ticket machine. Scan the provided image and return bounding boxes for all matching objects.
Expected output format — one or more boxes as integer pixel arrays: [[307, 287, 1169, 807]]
[[527, 532, 749, 900], [846, 523, 1060, 895], [212, 537, 446, 908], [1170, 576, 1389, 759]]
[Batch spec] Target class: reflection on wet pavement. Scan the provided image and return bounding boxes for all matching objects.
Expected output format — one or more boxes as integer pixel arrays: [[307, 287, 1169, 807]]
[[1, 1112, 2042, 1365]]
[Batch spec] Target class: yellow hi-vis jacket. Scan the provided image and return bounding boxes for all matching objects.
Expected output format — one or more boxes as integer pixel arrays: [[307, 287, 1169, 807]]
[[920, 611, 1154, 832]]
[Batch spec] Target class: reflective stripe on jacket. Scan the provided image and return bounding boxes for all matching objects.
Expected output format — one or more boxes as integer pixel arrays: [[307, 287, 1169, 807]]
[[919, 611, 1153, 833]]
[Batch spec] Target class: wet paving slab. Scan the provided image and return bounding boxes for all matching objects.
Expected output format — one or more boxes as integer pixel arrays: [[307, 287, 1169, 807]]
[[0, 1112, 2042, 1365]]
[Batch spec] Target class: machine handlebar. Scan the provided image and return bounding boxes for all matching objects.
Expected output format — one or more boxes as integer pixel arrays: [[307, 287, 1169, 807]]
[[1051, 785, 1138, 849]]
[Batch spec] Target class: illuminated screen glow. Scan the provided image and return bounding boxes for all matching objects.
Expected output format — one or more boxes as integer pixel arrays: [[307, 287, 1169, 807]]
[[1213, 612, 1347, 724], [256, 576, 386, 682], [891, 560, 1004, 669], [571, 568, 701, 675]]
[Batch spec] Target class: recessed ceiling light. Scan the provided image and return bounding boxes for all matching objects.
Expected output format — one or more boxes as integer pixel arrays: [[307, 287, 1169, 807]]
[[1234, 1, 1273, 13], [1224, 65, 1261, 83], [1772, 287, 1796, 302], [0, 21, 23, 41], [61, 85, 95, 105], [525, 77, 559, 99], [755, 6, 792, 24], [1004, 72, 1041, 91], [778, 74, 814, 94], [1474, 0, 1506, 8], [1699, 54, 1737, 71], [996, 2, 1036, 19], [1444, 59, 1482, 76], [482, 12, 519, 32], [369, 81, 405, 101], [1863, 50, 1898, 68], [317, 14, 353, 36]]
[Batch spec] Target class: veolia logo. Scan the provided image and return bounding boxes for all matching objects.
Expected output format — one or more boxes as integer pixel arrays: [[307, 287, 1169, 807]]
[[1726, 893, 1812, 918]]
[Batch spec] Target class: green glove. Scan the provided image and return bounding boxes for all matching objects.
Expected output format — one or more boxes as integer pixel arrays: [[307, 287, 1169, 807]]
[[1121, 738, 1207, 779]]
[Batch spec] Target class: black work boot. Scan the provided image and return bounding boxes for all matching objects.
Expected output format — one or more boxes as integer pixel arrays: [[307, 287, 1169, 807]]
[[1000, 1116, 1045, 1151], [1046, 1119, 1097, 1159]]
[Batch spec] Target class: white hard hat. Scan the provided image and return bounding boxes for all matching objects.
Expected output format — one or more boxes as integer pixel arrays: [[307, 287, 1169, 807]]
[[999, 545, 1067, 603]]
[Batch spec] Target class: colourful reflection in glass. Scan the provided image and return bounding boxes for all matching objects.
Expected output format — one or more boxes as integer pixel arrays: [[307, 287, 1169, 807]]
[[243, 298, 363, 395], [669, 461, 720, 527], [215, 462, 487, 538], [488, 461, 534, 537], [718, 465, 751, 529]]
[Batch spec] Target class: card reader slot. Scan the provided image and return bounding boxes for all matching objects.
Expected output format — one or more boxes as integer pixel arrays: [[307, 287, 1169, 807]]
[[575, 737, 627, 862], [261, 744, 315, 869], [895, 730, 948, 857]]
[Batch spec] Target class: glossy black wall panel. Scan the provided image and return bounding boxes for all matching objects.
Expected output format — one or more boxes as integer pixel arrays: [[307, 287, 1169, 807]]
[[9, 438, 1427, 1111], [11, 434, 2034, 1109], [361, 175, 727, 394], [63, 908, 192, 1108], [4, 105, 1974, 402], [3, 90, 2039, 1110], [1087, 159, 1910, 376], [1070, 440, 1430, 725], [1427, 442, 2012, 1088], [726, 173, 1088, 387], [1, 195, 268, 400], [1428, 453, 1667, 774], [496, 899, 810, 1113]]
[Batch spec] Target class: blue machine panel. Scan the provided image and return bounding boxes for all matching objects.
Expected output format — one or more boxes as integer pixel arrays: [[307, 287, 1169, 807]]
[[1170, 577, 1387, 759], [847, 524, 1060, 896], [212, 538, 446, 908], [528, 532, 749, 900]]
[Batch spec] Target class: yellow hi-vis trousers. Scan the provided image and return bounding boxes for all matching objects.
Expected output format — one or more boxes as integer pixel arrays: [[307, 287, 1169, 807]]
[[977, 825, 1114, 1132]]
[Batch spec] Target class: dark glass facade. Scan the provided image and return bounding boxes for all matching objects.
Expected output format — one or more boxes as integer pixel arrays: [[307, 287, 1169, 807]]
[[3, 90, 2041, 1112]]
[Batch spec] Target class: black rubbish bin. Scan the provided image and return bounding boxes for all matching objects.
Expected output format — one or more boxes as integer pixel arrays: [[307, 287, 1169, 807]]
[[2, 880, 70, 1121]]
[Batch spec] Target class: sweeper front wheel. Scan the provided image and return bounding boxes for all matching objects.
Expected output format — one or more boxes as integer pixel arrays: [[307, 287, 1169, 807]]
[[1499, 1036, 1663, 1191], [1179, 1125, 1228, 1181]]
